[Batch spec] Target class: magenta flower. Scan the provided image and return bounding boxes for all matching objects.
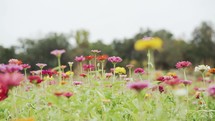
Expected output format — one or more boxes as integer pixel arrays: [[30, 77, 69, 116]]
[[50, 49, 66, 57], [63, 92, 73, 98], [159, 85, 164, 93], [73, 81, 83, 85], [108, 56, 122, 63], [175, 61, 192, 69], [21, 64, 31, 69], [127, 81, 149, 92], [83, 64, 94, 71], [134, 68, 145, 74], [157, 76, 173, 82], [75, 56, 85, 62], [0, 64, 23, 73], [0, 82, 8, 101], [36, 63, 47, 69], [0, 72, 24, 87], [208, 85, 215, 97]]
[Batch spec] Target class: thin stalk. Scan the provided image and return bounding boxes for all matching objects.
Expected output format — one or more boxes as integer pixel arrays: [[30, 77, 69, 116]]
[[202, 72, 206, 87], [24, 69, 27, 81], [57, 57, 62, 82], [129, 68, 132, 78], [80, 62, 83, 74], [147, 49, 151, 81], [40, 68, 43, 79], [113, 63, 116, 83], [183, 68, 187, 80], [101, 62, 104, 78]]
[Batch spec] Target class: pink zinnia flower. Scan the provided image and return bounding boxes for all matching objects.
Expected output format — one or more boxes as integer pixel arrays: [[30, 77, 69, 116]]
[[91, 50, 101, 53], [21, 64, 31, 69], [50, 49, 66, 57], [157, 76, 173, 82], [164, 78, 181, 86], [208, 85, 215, 98], [0, 72, 24, 87], [83, 64, 94, 71], [0, 64, 23, 73], [36, 63, 47, 69], [134, 68, 144, 74], [105, 73, 113, 78], [63, 92, 73, 98], [175, 61, 192, 69], [127, 81, 149, 92], [126, 64, 134, 68], [181, 80, 192, 86], [42, 69, 55, 77], [108, 56, 122, 63], [75, 56, 85, 62], [8, 59, 22, 65], [73, 81, 83, 85]]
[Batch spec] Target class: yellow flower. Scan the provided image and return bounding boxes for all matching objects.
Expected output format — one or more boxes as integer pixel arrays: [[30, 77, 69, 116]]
[[43, 76, 54, 81], [134, 37, 163, 51], [60, 81, 68, 85], [13, 117, 35, 121], [167, 72, 177, 77], [65, 71, 74, 76], [145, 93, 151, 98], [115, 67, 126, 74]]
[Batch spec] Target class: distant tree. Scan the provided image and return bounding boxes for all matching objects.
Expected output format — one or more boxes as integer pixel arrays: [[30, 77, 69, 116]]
[[0, 46, 16, 63]]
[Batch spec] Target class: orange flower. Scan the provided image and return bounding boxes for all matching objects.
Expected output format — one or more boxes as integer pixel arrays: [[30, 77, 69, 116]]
[[85, 55, 94, 60], [209, 68, 215, 74], [97, 55, 108, 61]]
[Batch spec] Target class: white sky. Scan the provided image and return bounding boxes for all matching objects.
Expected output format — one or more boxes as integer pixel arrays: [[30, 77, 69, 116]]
[[0, 0, 215, 47]]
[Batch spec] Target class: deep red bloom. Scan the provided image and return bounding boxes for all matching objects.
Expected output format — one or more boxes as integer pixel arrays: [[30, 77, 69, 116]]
[[159, 85, 164, 93], [134, 68, 144, 74], [73, 81, 83, 85], [80, 73, 87, 78], [127, 81, 149, 92], [0, 83, 8, 101], [97, 55, 108, 61], [157, 76, 173, 82], [85, 55, 94, 61], [63, 92, 73, 98], [28, 75, 43, 84], [42, 69, 56, 77]]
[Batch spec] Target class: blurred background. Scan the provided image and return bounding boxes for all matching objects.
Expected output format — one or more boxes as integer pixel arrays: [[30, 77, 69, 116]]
[[0, 0, 215, 70]]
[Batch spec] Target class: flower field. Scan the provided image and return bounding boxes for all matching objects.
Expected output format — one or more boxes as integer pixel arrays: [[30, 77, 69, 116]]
[[1, 37, 215, 121]]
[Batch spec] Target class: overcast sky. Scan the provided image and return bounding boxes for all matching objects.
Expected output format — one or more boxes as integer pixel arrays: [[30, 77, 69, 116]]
[[1, 0, 215, 47]]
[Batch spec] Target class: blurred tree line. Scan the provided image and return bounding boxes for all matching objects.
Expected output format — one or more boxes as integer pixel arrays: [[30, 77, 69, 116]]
[[0, 22, 215, 71]]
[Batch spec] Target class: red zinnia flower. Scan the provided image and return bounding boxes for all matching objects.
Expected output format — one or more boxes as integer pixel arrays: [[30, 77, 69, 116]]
[[85, 55, 94, 61], [97, 55, 108, 61], [80, 73, 87, 78], [0, 83, 8, 101], [127, 81, 149, 92], [28, 75, 43, 84]]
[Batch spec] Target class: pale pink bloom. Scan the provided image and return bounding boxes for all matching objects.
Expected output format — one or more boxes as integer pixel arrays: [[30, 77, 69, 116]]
[[91, 50, 101, 53], [73, 81, 83, 85], [83, 64, 94, 71], [36, 63, 47, 69], [0, 72, 24, 87], [21, 64, 31, 69], [126, 64, 134, 68], [30, 70, 41, 75], [120, 75, 127, 78], [108, 56, 122, 63], [175, 61, 192, 69], [124, 78, 131, 81], [75, 56, 85, 62], [0, 64, 23, 73], [127, 81, 149, 92], [134, 68, 144, 74], [110, 68, 114, 73], [164, 78, 182, 86], [208, 85, 215, 97], [105, 73, 113, 78], [50, 49, 66, 57], [8, 59, 22, 65]]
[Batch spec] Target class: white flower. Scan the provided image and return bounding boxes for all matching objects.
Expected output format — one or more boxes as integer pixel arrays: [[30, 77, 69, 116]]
[[194, 65, 210, 72]]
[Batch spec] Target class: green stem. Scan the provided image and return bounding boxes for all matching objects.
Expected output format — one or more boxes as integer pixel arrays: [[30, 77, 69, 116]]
[[101, 62, 104, 78], [24, 69, 27, 81], [40, 68, 43, 79], [147, 49, 151, 81], [183, 68, 187, 80], [202, 72, 206, 87], [139, 74, 143, 81], [80, 62, 83, 74], [57, 57, 62, 82], [129, 68, 132, 79], [113, 63, 116, 83]]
